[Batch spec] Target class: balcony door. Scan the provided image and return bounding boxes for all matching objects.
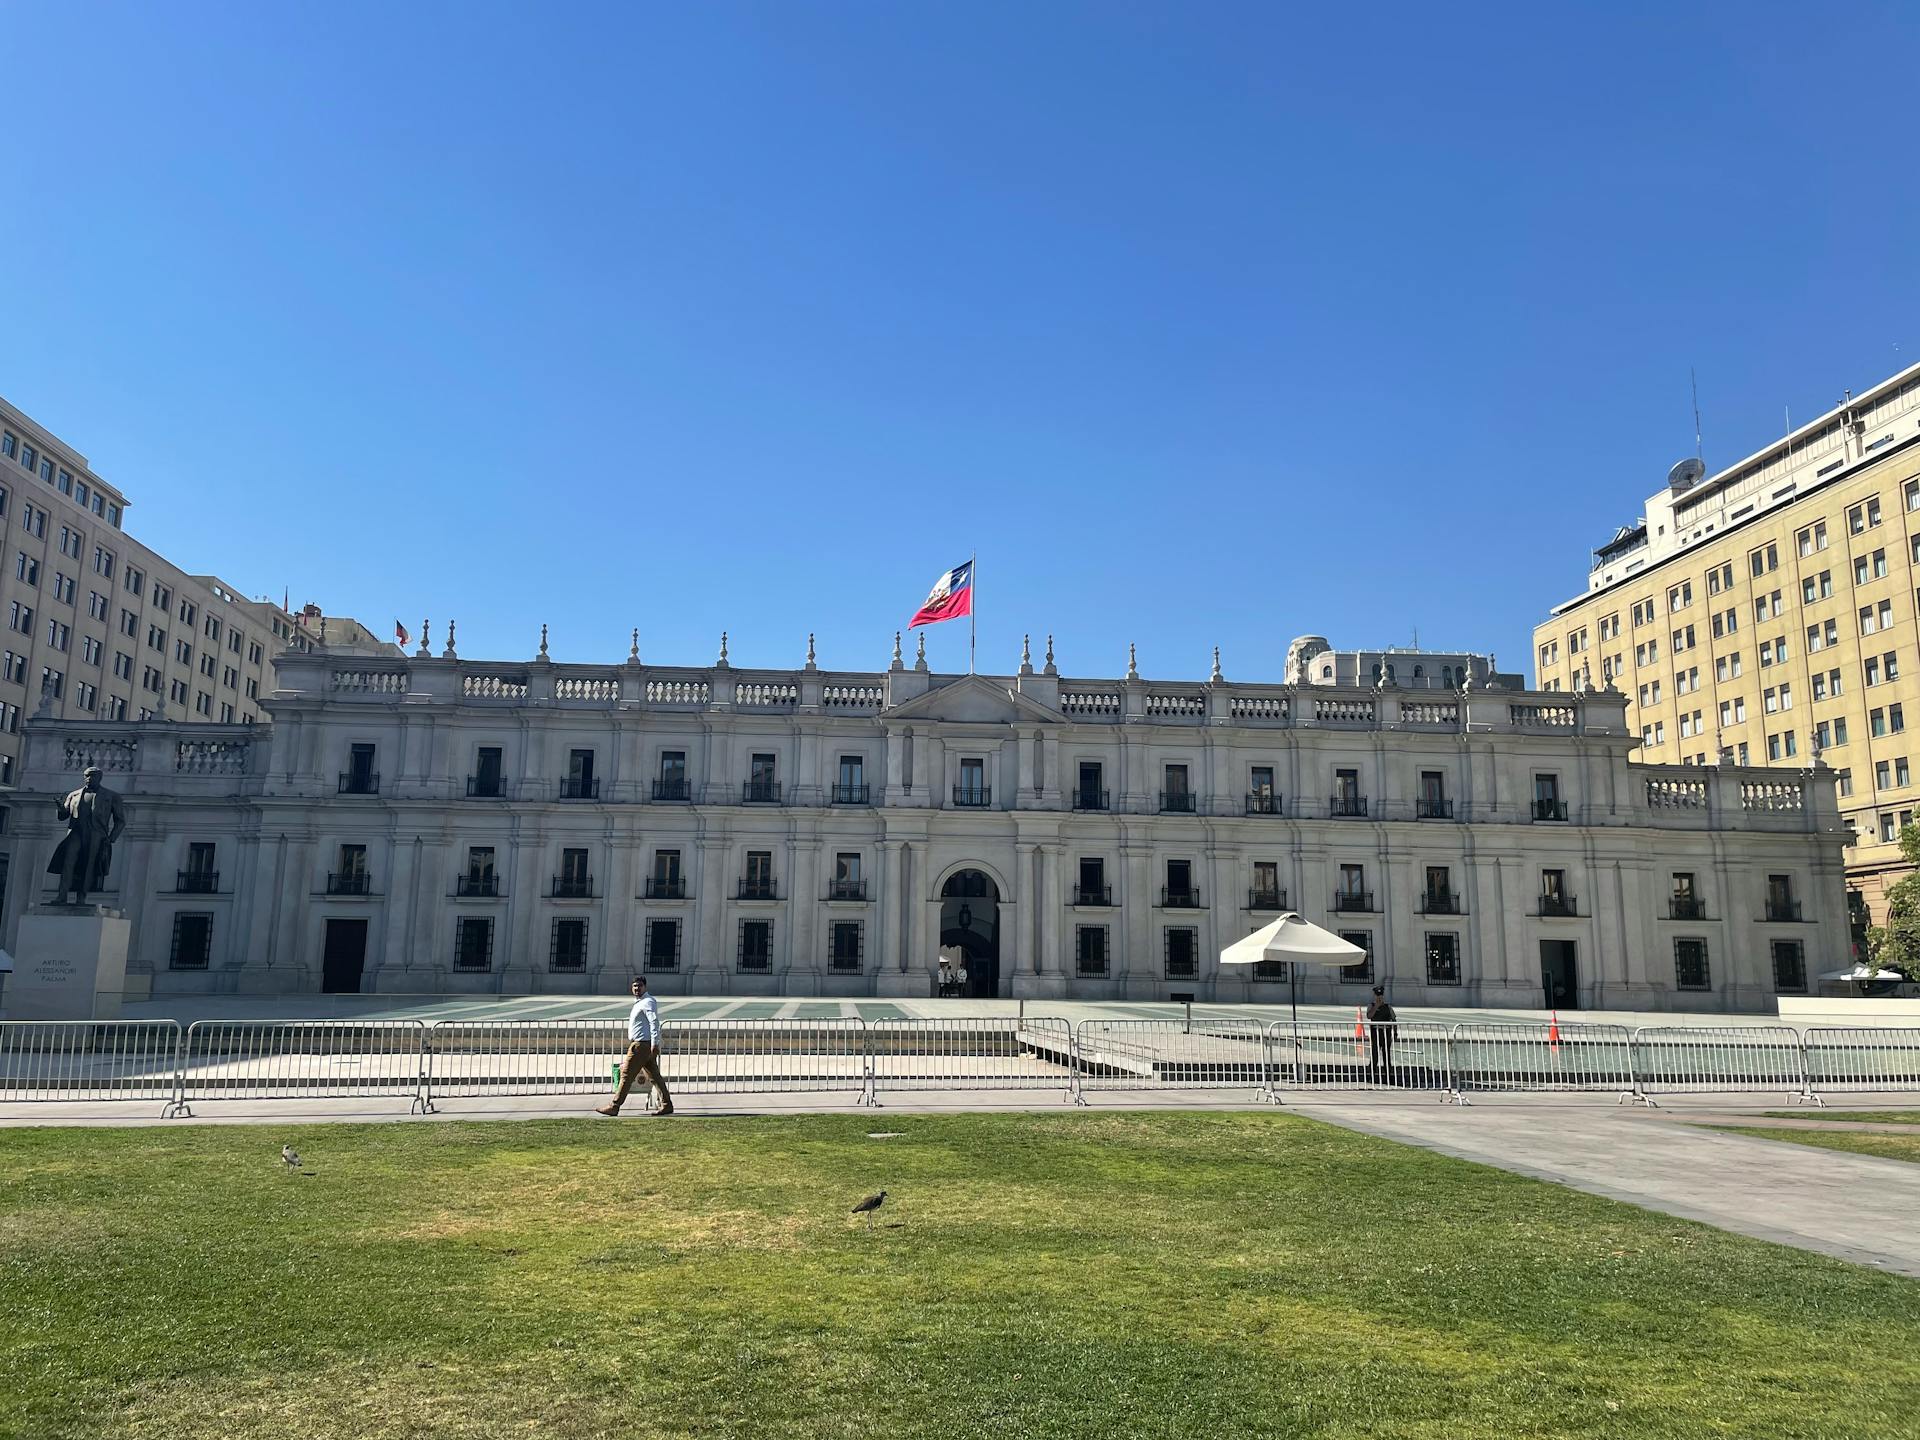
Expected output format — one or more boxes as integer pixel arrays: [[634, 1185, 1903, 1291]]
[[321, 918, 368, 994], [1540, 940, 1578, 1010]]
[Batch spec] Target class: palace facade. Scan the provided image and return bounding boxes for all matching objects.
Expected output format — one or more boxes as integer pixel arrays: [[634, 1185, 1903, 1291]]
[[3, 636, 1851, 1012]]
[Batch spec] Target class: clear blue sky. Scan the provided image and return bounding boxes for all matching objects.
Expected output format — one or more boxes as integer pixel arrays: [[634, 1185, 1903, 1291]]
[[4, 3, 1916, 682]]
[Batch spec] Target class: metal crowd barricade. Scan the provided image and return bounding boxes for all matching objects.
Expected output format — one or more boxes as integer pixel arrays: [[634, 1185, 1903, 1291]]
[[1629, 1025, 1813, 1107], [867, 1016, 1079, 1103], [652, 1018, 871, 1103], [177, 1020, 429, 1116], [1271, 1020, 1454, 1098], [0, 1020, 186, 1116], [1073, 1018, 1270, 1095], [423, 1019, 627, 1107], [1445, 1022, 1637, 1105], [1799, 1027, 1920, 1100]]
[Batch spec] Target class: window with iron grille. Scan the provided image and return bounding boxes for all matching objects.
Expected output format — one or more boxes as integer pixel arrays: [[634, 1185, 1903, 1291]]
[[169, 912, 213, 970], [1771, 940, 1806, 992], [454, 916, 494, 971], [645, 918, 681, 971], [1338, 931, 1373, 983], [1075, 925, 1109, 977], [830, 921, 863, 971], [1425, 932, 1461, 985], [739, 919, 773, 970], [1674, 937, 1710, 990], [551, 918, 588, 971], [1164, 926, 1197, 978]]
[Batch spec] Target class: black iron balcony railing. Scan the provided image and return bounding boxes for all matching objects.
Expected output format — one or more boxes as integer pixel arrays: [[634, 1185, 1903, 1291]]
[[1159, 791, 1196, 814], [1765, 899, 1803, 922], [1329, 794, 1368, 817], [1073, 789, 1110, 812], [465, 775, 504, 798], [1332, 890, 1374, 913], [1420, 892, 1462, 915], [1416, 797, 1454, 819], [652, 777, 692, 802], [337, 771, 379, 795], [327, 872, 371, 896], [175, 870, 218, 894], [1161, 887, 1202, 909], [1538, 893, 1579, 917], [832, 783, 871, 805], [1073, 885, 1113, 906], [952, 785, 991, 808], [456, 874, 499, 897], [1248, 888, 1287, 911], [645, 876, 686, 900], [1245, 791, 1281, 816], [737, 880, 779, 901], [1533, 798, 1569, 821], [743, 780, 782, 804], [551, 875, 595, 899], [827, 880, 869, 901], [558, 776, 600, 800], [1670, 895, 1707, 920]]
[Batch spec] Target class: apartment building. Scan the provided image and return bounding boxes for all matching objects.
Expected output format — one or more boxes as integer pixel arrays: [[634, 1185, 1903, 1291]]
[[1533, 362, 1920, 918]]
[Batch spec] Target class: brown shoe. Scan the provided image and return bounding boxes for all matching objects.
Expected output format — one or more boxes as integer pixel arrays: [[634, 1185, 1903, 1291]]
[[651, 1105, 676, 1117], [595, 1103, 621, 1117]]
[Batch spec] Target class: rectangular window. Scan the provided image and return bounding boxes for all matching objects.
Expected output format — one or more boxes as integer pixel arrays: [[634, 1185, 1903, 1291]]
[[743, 850, 774, 900], [1075, 925, 1109, 977], [558, 847, 591, 897], [1425, 933, 1461, 986], [564, 747, 597, 799], [645, 918, 682, 972], [738, 919, 773, 970], [1164, 926, 1198, 978], [454, 916, 494, 972], [1337, 931, 1373, 983], [551, 918, 589, 971], [658, 749, 687, 797], [830, 921, 863, 972], [957, 756, 986, 805], [1674, 938, 1711, 991], [169, 913, 214, 970]]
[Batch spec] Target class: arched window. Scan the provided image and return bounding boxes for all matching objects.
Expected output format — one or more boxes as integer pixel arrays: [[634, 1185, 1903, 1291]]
[[1321, 664, 1333, 680], [1413, 665, 1424, 680], [1442, 665, 1454, 687], [1371, 663, 1382, 682], [1386, 664, 1396, 683]]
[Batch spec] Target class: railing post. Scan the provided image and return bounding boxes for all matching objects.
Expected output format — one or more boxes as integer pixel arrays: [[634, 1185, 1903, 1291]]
[[1624, 1027, 1658, 1108], [1790, 1027, 1824, 1108], [161, 1019, 192, 1119], [1444, 1023, 1469, 1105], [414, 1021, 436, 1115], [859, 1018, 878, 1108]]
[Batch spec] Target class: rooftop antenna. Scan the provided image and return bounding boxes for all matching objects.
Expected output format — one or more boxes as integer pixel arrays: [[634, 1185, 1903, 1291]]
[[1690, 367, 1703, 463]]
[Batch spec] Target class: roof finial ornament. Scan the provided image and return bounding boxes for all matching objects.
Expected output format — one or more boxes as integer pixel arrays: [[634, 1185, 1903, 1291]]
[[1019, 633, 1033, 676], [538, 623, 549, 659], [417, 619, 431, 658], [718, 630, 729, 665], [891, 630, 904, 670], [914, 631, 928, 671], [806, 631, 817, 668], [1126, 643, 1139, 680], [1210, 645, 1223, 683], [319, 616, 328, 648], [629, 627, 640, 663], [1044, 633, 1056, 676], [442, 619, 457, 659]]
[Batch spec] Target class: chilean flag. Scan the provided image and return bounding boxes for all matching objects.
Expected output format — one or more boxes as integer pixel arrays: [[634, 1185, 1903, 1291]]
[[909, 561, 974, 628], [395, 619, 410, 647]]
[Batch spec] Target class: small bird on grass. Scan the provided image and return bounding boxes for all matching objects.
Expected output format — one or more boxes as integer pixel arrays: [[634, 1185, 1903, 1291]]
[[281, 1144, 301, 1173], [851, 1190, 887, 1231]]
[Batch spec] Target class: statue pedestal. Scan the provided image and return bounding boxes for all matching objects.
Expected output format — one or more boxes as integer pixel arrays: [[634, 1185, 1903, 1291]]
[[6, 906, 131, 1021]]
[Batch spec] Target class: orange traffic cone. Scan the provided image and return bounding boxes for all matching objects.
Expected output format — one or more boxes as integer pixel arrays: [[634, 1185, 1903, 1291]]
[[1547, 1010, 1562, 1053], [1354, 1006, 1367, 1056]]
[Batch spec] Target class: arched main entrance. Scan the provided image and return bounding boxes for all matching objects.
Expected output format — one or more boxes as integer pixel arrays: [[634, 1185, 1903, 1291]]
[[939, 869, 1001, 999]]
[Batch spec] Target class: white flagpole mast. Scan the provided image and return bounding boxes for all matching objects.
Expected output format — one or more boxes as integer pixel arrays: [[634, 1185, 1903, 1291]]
[[969, 552, 977, 674]]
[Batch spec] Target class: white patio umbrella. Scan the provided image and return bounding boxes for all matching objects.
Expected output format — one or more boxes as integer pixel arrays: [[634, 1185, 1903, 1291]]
[[1819, 965, 1906, 986], [1220, 913, 1369, 1030]]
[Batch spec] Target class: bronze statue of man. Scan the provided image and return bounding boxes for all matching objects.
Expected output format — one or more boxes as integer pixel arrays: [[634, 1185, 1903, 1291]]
[[46, 766, 128, 905]]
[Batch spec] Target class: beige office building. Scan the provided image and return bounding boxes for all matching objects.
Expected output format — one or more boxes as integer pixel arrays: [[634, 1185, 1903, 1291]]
[[1534, 362, 1920, 923], [0, 394, 388, 902]]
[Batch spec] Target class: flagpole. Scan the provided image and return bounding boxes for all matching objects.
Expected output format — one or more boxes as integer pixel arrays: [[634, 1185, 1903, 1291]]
[[969, 551, 977, 674]]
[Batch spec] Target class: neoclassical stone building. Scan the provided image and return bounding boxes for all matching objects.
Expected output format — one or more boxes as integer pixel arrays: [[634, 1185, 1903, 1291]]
[[2, 636, 1852, 1012]]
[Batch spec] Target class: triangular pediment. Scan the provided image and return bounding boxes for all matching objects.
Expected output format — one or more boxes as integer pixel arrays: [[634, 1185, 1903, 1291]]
[[885, 674, 1064, 725]]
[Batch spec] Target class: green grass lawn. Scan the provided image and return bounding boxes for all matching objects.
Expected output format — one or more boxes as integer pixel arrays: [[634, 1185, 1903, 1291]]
[[1762, 1110, 1920, 1125], [2, 1113, 1916, 1440], [1723, 1124, 1920, 1165]]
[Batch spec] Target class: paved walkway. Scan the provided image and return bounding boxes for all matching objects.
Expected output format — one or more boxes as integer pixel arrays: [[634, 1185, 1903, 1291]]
[[3, 1089, 1917, 1276]]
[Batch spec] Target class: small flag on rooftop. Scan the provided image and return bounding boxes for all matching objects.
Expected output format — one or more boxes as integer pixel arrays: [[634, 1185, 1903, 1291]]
[[908, 561, 974, 629], [395, 619, 410, 648]]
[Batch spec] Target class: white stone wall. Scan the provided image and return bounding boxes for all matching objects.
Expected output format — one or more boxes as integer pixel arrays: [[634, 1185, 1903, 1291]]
[[2, 650, 1852, 1013]]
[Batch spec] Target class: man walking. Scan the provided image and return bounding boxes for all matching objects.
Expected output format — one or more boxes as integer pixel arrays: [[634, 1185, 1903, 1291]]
[[597, 976, 674, 1117], [1366, 985, 1397, 1084]]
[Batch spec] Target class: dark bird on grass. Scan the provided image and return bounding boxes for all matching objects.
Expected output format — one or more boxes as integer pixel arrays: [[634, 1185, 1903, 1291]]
[[851, 1190, 887, 1230], [281, 1144, 301, 1172]]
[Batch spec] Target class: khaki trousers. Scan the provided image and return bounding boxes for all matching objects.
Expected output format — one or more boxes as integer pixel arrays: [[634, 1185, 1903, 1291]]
[[610, 1039, 671, 1111]]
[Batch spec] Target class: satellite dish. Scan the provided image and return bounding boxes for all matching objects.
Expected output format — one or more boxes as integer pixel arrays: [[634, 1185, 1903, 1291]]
[[1667, 457, 1705, 494]]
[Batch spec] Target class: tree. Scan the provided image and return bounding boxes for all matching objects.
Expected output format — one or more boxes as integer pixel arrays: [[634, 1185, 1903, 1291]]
[[1866, 823, 1920, 979]]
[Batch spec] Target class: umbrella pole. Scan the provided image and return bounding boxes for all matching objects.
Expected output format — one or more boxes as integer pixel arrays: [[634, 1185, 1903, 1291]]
[[1289, 965, 1300, 1085]]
